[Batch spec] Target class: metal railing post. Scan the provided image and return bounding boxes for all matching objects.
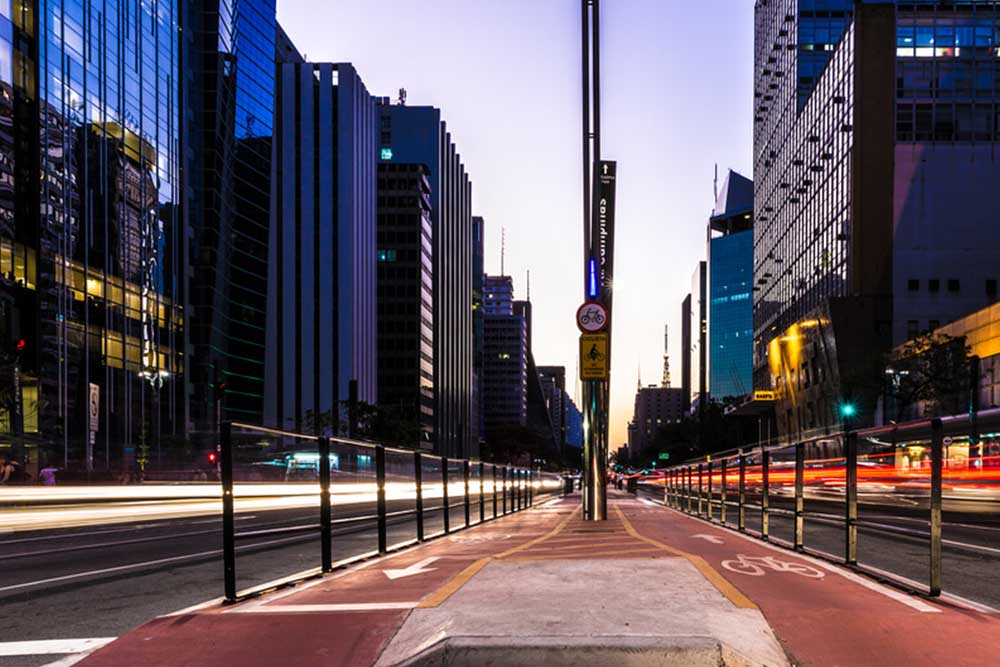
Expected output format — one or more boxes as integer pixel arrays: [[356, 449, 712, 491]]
[[479, 461, 486, 523], [529, 469, 533, 506], [720, 458, 727, 524], [463, 459, 471, 528], [414, 451, 424, 542], [319, 436, 332, 572], [493, 464, 498, 518], [794, 442, 804, 551], [930, 418, 943, 596], [761, 449, 770, 540], [697, 463, 704, 516], [845, 432, 858, 565], [442, 456, 450, 534], [502, 466, 508, 514], [686, 466, 693, 513], [706, 460, 714, 521], [376, 445, 387, 554], [517, 470, 523, 511], [738, 450, 746, 532], [221, 421, 236, 602]]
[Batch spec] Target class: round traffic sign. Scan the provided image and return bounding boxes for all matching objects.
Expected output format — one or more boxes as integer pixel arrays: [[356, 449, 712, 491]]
[[576, 302, 608, 332]]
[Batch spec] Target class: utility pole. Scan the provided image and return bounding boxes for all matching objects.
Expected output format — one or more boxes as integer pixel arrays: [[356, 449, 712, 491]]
[[580, 0, 614, 521]]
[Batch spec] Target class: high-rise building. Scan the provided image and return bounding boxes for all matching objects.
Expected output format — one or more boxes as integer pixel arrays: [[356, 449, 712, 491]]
[[472, 216, 485, 444], [483, 275, 528, 431], [626, 385, 686, 463], [1, 0, 184, 474], [708, 170, 753, 401], [689, 261, 708, 413], [484, 275, 514, 315], [265, 61, 378, 433], [376, 163, 435, 446], [538, 366, 567, 454], [754, 0, 1000, 435], [186, 0, 278, 441], [378, 102, 474, 458], [680, 294, 692, 414]]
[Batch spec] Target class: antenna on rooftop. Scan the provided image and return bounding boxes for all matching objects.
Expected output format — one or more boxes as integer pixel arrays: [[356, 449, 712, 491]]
[[398, 88, 407, 105], [501, 227, 506, 276]]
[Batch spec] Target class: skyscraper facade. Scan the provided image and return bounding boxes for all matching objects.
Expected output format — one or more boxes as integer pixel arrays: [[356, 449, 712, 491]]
[[472, 216, 485, 443], [186, 0, 278, 440], [266, 61, 378, 433], [708, 170, 753, 401], [376, 162, 435, 445], [689, 261, 708, 412], [754, 0, 1000, 435], [483, 275, 527, 431], [1, 0, 183, 473], [680, 293, 692, 414], [378, 103, 474, 458]]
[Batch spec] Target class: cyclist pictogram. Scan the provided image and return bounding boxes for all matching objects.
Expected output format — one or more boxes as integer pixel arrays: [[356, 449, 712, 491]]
[[576, 302, 608, 332], [721, 554, 825, 579]]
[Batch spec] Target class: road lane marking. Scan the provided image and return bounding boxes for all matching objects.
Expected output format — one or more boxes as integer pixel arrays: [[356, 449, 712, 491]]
[[384, 556, 439, 580], [615, 506, 758, 610], [658, 505, 942, 613], [506, 547, 666, 561], [692, 533, 725, 544], [0, 638, 116, 656], [722, 554, 826, 579], [234, 602, 419, 613]]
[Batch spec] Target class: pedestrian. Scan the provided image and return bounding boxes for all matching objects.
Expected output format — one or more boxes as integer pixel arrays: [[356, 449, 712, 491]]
[[0, 455, 14, 485], [38, 461, 59, 486]]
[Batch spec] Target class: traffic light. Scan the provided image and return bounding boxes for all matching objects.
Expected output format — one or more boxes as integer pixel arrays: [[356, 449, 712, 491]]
[[208, 452, 217, 464], [839, 403, 857, 418], [15, 338, 25, 352]]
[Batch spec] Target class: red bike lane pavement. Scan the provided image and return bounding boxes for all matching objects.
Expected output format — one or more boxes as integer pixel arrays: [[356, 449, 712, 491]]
[[622, 498, 1000, 667]]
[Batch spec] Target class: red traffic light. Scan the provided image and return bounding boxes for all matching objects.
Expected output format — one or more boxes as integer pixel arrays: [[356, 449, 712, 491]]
[[15, 339, 25, 352], [208, 452, 218, 464]]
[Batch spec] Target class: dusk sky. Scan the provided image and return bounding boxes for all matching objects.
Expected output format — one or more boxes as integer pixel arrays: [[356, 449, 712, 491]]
[[278, 0, 755, 448]]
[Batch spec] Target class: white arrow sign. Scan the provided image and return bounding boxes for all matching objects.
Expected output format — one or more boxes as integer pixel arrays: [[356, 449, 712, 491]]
[[691, 534, 724, 544], [383, 557, 439, 580]]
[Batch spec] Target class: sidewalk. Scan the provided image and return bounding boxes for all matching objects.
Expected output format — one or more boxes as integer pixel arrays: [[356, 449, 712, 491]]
[[80, 491, 1000, 667]]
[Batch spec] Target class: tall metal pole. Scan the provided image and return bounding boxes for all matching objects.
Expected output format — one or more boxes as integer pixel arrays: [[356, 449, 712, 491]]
[[581, 0, 607, 521]]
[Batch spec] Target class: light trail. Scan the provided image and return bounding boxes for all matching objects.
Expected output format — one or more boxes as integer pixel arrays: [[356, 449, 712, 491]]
[[0, 480, 563, 533]]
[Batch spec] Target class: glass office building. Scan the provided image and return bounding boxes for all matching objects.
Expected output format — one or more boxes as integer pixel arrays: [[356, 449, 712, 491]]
[[708, 170, 753, 402], [754, 0, 1000, 434], [0, 0, 183, 473], [186, 0, 277, 439]]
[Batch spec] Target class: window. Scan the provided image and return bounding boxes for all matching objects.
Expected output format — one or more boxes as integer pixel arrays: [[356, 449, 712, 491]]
[[929, 320, 940, 331], [987, 279, 997, 298], [907, 278, 919, 291], [907, 320, 919, 340], [928, 279, 940, 293], [947, 279, 960, 292]]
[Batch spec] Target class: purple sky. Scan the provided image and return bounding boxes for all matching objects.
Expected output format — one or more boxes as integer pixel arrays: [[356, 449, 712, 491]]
[[278, 0, 755, 448]]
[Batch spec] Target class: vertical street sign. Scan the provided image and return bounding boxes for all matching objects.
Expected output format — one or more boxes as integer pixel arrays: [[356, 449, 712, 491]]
[[88, 383, 100, 472], [592, 160, 617, 306]]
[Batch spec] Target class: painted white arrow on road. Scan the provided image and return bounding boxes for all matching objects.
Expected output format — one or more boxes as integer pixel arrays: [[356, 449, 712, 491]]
[[691, 534, 724, 544], [383, 557, 439, 580]]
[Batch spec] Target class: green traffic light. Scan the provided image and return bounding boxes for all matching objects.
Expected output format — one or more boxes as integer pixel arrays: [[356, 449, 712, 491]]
[[840, 403, 857, 418]]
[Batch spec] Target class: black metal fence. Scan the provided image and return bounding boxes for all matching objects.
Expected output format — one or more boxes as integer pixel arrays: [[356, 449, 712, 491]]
[[660, 413, 999, 598], [220, 421, 560, 602]]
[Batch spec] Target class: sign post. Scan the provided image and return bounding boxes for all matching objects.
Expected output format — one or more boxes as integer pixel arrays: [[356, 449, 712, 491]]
[[87, 383, 99, 472]]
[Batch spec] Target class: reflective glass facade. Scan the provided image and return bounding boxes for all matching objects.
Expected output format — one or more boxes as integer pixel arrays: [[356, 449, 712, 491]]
[[709, 231, 753, 400], [754, 1, 856, 377], [187, 0, 276, 436], [2, 0, 182, 471]]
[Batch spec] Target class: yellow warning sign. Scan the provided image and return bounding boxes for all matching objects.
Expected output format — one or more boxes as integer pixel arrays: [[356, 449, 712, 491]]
[[580, 333, 609, 380]]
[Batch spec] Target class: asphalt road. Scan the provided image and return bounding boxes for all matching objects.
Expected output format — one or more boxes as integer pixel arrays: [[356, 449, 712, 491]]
[[637, 484, 1000, 610], [1, 490, 535, 667]]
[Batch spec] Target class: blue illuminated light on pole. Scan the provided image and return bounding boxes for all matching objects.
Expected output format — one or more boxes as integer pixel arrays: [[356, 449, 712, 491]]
[[588, 258, 598, 299]]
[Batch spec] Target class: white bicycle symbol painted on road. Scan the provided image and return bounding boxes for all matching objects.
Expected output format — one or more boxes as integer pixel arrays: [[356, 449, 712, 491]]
[[721, 554, 826, 579]]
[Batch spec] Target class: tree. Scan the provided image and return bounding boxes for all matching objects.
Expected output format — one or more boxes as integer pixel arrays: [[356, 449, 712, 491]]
[[886, 332, 971, 420]]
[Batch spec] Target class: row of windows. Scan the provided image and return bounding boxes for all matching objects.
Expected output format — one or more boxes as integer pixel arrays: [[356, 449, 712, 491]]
[[898, 60, 1000, 99], [906, 277, 998, 294], [896, 102, 1000, 140]]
